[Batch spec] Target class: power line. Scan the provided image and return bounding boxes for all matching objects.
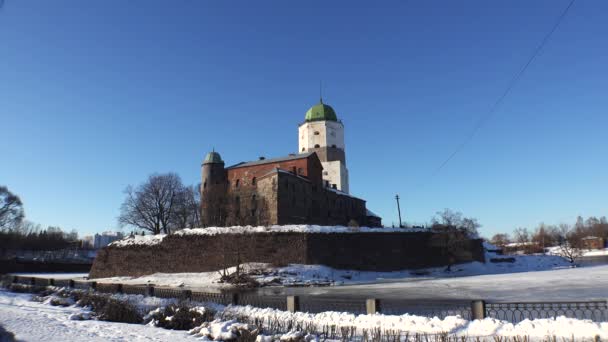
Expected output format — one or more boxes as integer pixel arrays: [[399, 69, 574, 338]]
[[426, 0, 576, 182]]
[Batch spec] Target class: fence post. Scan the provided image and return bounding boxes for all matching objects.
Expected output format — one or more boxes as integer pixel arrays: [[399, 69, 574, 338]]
[[287, 296, 300, 313], [471, 300, 486, 320], [90, 281, 97, 291], [68, 279, 75, 288], [49, 278, 55, 286], [116, 283, 123, 294], [12, 276, 18, 284], [366, 298, 381, 314], [183, 289, 192, 300], [146, 285, 154, 297], [231, 293, 239, 306]]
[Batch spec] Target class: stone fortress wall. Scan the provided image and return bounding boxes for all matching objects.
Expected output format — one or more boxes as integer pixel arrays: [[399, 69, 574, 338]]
[[89, 231, 485, 278]]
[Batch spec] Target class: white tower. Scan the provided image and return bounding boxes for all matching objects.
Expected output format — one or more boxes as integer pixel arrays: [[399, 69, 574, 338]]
[[298, 98, 349, 193]]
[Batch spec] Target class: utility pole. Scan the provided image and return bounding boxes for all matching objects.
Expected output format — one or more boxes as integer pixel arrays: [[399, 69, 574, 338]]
[[395, 194, 403, 228]]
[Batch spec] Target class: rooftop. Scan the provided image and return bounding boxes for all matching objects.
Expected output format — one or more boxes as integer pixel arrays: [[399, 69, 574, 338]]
[[203, 151, 224, 164], [226, 152, 315, 169], [304, 99, 338, 122]]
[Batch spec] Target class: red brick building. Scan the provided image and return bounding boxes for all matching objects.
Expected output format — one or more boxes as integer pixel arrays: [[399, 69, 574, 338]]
[[200, 151, 381, 227], [201, 100, 381, 227]]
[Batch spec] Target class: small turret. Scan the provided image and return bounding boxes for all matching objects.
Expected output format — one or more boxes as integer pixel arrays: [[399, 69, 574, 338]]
[[202, 151, 226, 185], [201, 150, 227, 226]]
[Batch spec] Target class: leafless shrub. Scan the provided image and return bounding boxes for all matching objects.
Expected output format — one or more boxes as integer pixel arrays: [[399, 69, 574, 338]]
[[97, 297, 143, 324], [151, 303, 214, 330]]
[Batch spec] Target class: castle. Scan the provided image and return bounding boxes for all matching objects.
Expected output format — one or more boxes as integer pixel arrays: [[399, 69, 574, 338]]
[[200, 99, 382, 227]]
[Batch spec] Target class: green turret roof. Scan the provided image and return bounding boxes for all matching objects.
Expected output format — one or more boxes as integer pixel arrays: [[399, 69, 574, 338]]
[[305, 99, 338, 122], [203, 151, 223, 164]]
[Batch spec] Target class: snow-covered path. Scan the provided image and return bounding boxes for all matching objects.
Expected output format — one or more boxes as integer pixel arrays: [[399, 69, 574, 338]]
[[0, 290, 193, 342]]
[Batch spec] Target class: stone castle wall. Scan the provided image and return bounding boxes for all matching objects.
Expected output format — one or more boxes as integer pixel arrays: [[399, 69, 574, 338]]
[[89, 232, 485, 278]]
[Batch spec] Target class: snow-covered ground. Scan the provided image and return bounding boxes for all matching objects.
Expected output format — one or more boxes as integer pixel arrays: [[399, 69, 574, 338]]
[[0, 290, 192, 342], [90, 251, 572, 290], [224, 305, 608, 339], [546, 245, 608, 257], [1, 289, 607, 341]]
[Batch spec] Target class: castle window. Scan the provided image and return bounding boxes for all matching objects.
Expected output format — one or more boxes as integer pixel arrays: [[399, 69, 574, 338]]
[[301, 147, 305, 152], [252, 177, 257, 186], [235, 179, 240, 188], [203, 181, 207, 189], [314, 144, 320, 148], [314, 131, 320, 135]]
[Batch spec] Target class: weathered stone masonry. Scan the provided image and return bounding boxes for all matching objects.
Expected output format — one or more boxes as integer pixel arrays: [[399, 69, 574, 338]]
[[89, 232, 485, 278]]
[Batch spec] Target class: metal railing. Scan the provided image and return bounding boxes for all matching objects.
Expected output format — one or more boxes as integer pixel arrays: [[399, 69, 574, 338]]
[[485, 301, 608, 323], [5, 275, 607, 323]]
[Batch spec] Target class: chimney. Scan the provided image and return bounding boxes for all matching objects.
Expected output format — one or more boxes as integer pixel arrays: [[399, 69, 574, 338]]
[[259, 156, 265, 160]]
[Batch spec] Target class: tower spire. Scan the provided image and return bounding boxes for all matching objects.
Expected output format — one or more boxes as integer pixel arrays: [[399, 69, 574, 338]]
[[319, 80, 323, 103]]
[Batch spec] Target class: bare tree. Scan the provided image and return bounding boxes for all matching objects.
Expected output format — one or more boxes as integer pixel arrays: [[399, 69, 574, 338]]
[[0, 186, 24, 230], [118, 173, 185, 235], [557, 223, 583, 264], [490, 233, 510, 248], [532, 223, 557, 253], [171, 184, 201, 229], [430, 209, 480, 271], [513, 227, 530, 245]]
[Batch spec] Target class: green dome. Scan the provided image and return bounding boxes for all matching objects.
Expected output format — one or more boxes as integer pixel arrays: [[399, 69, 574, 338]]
[[203, 151, 223, 164], [305, 99, 338, 122]]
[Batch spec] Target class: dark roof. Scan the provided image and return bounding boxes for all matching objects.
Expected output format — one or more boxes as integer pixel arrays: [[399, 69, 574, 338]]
[[226, 152, 315, 170], [258, 168, 311, 183]]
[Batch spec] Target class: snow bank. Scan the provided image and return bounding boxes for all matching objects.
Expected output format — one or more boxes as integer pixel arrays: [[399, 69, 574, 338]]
[[109, 225, 428, 247], [225, 305, 468, 334], [189, 319, 253, 340], [547, 245, 608, 257], [0, 290, 193, 341], [176, 224, 426, 236], [224, 305, 608, 339], [109, 233, 166, 247], [2, 288, 607, 340]]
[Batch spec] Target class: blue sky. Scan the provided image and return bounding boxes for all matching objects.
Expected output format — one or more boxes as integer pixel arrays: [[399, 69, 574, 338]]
[[1, 1, 606, 238]]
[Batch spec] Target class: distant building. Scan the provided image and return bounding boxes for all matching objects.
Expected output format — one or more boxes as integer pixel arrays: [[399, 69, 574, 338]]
[[94, 231, 124, 249], [81, 235, 94, 249], [581, 236, 605, 250], [201, 99, 381, 228]]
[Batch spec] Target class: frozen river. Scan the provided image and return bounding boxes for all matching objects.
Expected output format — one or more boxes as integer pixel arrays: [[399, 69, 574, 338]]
[[257, 264, 608, 302]]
